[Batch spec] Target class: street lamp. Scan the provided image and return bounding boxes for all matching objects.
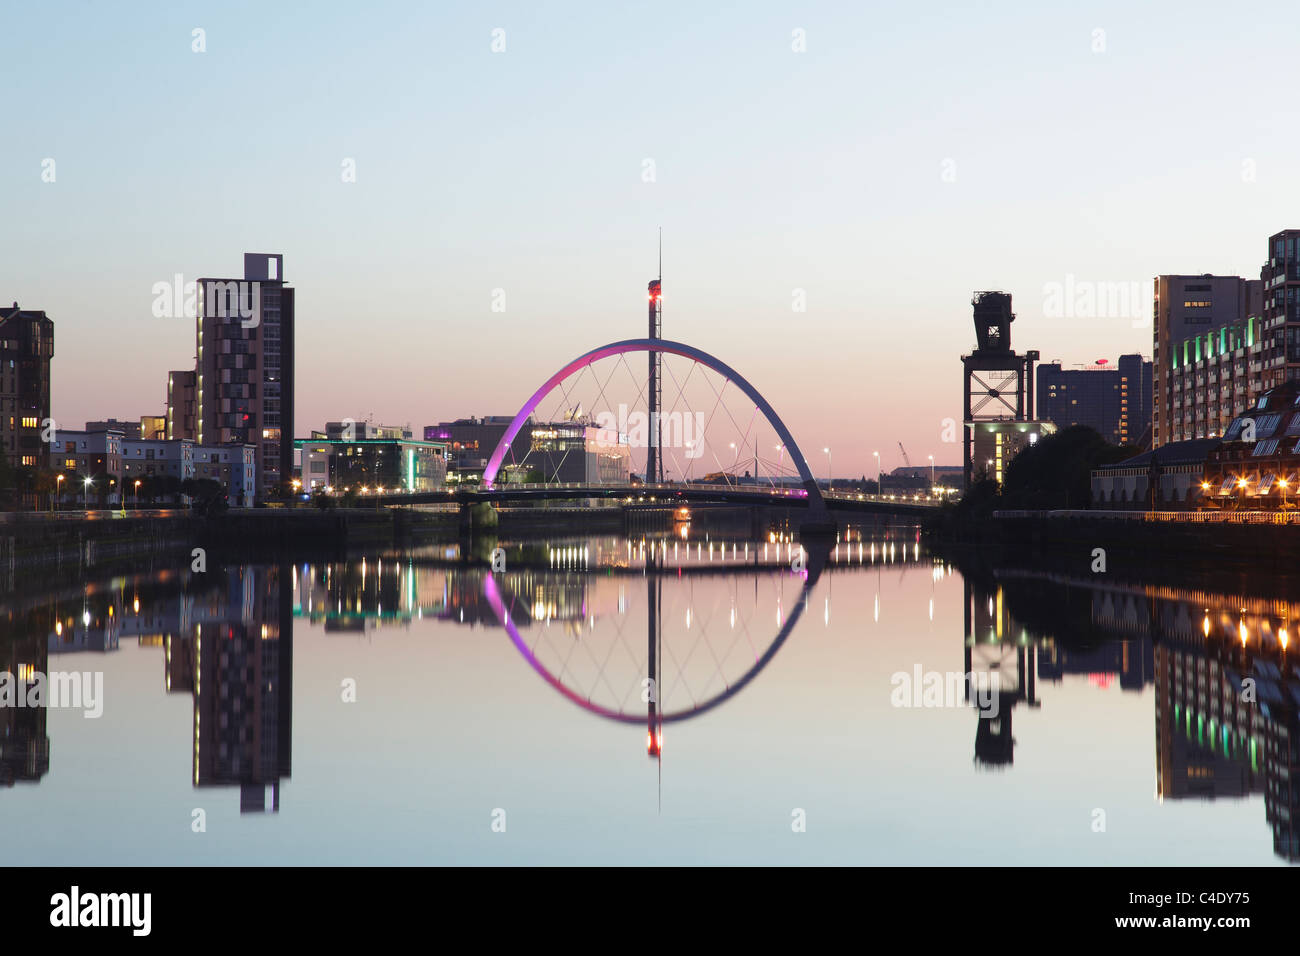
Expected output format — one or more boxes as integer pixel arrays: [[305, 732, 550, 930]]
[[83, 476, 93, 511], [873, 450, 881, 495], [823, 447, 831, 494], [928, 455, 934, 493], [55, 474, 63, 513], [134, 479, 141, 511]]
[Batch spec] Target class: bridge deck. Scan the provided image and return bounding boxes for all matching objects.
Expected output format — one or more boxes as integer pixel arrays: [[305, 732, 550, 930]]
[[365, 482, 945, 512]]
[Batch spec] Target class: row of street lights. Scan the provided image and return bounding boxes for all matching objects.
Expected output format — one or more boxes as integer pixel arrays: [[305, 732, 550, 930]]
[[722, 442, 939, 496], [49, 474, 144, 512]]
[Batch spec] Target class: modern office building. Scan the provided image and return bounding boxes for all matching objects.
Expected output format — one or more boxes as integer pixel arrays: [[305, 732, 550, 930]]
[[424, 416, 515, 481], [196, 253, 294, 500], [1153, 274, 1263, 446], [1037, 354, 1153, 448], [296, 433, 449, 492], [0, 303, 54, 471], [166, 370, 197, 441], [499, 421, 631, 485]]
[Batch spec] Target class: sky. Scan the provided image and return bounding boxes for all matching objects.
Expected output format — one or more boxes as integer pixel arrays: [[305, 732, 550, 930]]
[[4, 0, 1300, 477]]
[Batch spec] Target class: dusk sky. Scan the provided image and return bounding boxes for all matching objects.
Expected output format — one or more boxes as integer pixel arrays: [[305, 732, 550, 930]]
[[5, 0, 1299, 476]]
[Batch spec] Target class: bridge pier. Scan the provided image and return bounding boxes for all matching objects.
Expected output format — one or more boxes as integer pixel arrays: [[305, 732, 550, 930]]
[[798, 504, 838, 539], [458, 501, 499, 536]]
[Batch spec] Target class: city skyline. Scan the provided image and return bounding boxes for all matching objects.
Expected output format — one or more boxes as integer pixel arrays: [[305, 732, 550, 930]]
[[8, 2, 1300, 477]]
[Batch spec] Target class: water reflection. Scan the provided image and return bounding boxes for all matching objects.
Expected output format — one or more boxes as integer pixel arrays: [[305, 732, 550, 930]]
[[3, 566, 293, 812], [4, 530, 1300, 863], [960, 562, 1300, 862]]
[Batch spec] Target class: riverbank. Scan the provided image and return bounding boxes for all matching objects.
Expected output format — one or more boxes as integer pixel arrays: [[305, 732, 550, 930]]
[[925, 508, 1300, 575]]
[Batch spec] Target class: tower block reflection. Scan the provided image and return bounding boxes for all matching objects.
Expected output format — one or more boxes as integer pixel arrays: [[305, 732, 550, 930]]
[[167, 565, 293, 812], [0, 627, 50, 786]]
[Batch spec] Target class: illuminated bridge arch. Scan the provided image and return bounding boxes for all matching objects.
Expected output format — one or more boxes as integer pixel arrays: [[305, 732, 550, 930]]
[[482, 338, 826, 510]]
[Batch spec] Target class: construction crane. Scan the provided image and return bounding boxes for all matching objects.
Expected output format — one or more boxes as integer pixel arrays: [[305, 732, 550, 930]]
[[898, 442, 912, 469]]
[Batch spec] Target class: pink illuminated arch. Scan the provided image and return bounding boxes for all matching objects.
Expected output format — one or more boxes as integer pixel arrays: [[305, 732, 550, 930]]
[[481, 338, 825, 510]]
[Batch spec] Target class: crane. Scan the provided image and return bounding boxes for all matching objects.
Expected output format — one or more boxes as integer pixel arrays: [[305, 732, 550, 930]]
[[897, 442, 912, 469]]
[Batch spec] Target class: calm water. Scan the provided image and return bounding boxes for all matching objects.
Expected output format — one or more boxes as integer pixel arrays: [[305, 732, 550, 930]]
[[3, 525, 1295, 865]]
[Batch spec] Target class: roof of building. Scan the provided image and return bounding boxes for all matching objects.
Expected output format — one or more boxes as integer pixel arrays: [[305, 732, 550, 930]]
[[1098, 438, 1220, 471], [0, 303, 50, 322]]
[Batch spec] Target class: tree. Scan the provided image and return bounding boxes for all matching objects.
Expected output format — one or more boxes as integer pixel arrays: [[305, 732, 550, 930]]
[[999, 425, 1135, 510]]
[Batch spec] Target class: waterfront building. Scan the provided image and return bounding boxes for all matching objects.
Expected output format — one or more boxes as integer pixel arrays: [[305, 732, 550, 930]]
[[1148, 232, 1300, 448], [1090, 438, 1219, 510], [500, 420, 631, 485], [295, 433, 449, 492], [55, 433, 255, 506], [195, 253, 294, 500], [50, 429, 124, 503], [1260, 228, 1300, 393], [1200, 379, 1300, 511], [1037, 354, 1152, 449], [0, 302, 54, 471], [192, 444, 257, 507], [166, 370, 197, 440], [1093, 379, 1300, 510], [424, 416, 515, 481], [120, 438, 192, 485]]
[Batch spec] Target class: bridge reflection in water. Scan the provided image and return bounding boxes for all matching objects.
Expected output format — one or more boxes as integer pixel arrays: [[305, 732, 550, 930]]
[[8, 532, 1300, 863], [287, 532, 1300, 866]]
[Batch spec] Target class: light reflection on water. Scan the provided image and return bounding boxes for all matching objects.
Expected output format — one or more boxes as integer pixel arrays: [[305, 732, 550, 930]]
[[3, 526, 1297, 865]]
